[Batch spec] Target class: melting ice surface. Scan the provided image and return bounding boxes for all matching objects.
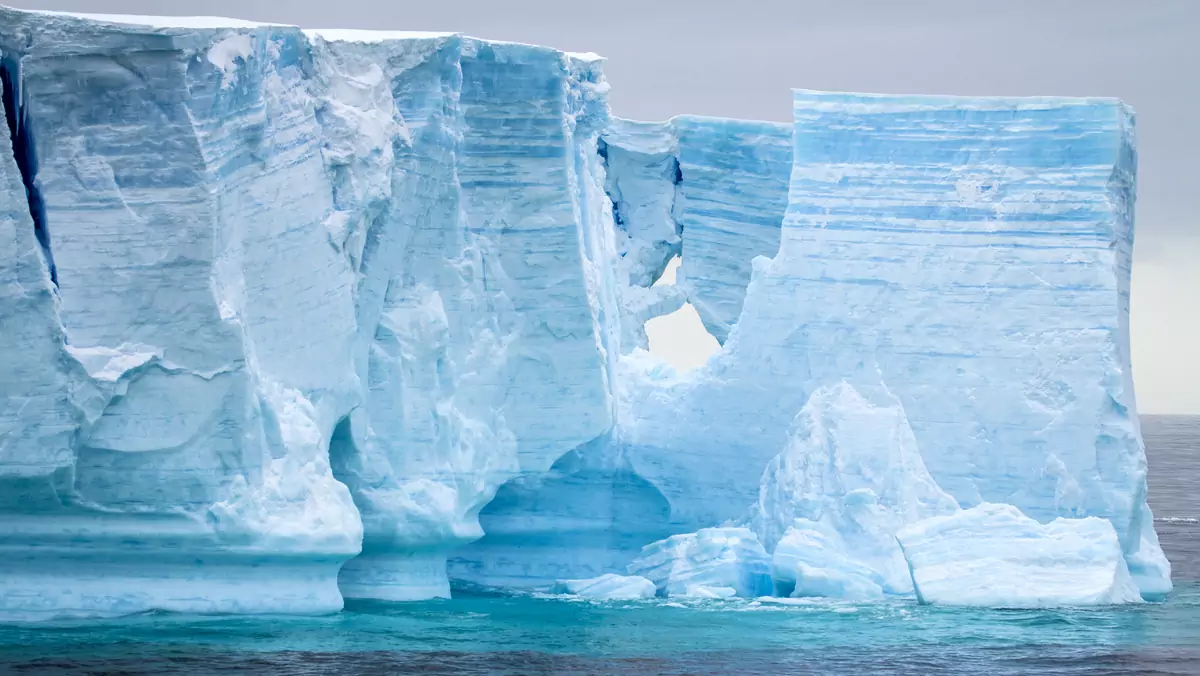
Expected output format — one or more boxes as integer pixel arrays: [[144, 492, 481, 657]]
[[0, 5, 1174, 622]]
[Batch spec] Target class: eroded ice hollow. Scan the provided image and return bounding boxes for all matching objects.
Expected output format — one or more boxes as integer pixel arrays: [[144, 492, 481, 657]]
[[0, 5, 1170, 620]]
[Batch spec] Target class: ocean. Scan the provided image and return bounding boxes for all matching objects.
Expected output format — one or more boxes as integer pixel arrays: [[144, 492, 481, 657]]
[[2, 415, 1197, 675]]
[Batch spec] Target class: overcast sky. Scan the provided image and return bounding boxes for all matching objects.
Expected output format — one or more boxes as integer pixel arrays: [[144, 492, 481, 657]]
[[14, 0, 1200, 412]]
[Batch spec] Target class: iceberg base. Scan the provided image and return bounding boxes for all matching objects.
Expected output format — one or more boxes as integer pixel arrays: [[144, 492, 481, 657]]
[[0, 556, 347, 622], [338, 552, 451, 601]]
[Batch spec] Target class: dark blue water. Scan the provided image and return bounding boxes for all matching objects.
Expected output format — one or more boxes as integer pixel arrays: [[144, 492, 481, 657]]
[[2, 415, 1197, 675]]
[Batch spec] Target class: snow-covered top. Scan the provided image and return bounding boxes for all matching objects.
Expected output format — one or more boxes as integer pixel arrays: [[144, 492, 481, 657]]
[[793, 88, 1124, 112], [15, 7, 283, 29], [303, 28, 458, 43], [1, 6, 590, 58], [566, 51, 604, 63]]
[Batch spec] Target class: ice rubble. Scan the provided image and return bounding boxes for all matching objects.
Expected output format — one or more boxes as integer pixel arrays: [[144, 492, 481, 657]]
[[0, 5, 1171, 620], [626, 527, 772, 598], [896, 503, 1143, 607], [753, 382, 960, 598], [550, 573, 656, 600]]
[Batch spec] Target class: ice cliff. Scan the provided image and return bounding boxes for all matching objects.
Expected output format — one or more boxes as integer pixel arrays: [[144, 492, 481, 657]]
[[0, 6, 1171, 620]]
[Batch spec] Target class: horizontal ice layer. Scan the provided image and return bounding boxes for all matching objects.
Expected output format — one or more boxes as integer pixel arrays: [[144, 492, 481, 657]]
[[619, 90, 1171, 599], [550, 573, 656, 600], [599, 116, 791, 343], [896, 503, 1143, 607], [627, 527, 772, 598], [672, 117, 791, 342]]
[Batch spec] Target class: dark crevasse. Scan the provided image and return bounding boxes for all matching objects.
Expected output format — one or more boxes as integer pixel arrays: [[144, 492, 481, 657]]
[[1, 55, 55, 287]]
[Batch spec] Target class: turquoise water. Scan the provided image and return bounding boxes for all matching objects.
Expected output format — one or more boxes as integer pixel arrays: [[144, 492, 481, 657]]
[[2, 416, 1197, 675], [3, 587, 1198, 674]]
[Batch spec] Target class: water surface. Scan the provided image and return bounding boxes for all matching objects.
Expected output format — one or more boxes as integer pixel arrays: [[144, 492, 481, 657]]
[[2, 415, 1196, 675]]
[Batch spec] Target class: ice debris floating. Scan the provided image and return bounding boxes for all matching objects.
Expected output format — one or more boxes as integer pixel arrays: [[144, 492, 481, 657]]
[[550, 574, 656, 600], [0, 5, 1170, 620], [896, 503, 1144, 607]]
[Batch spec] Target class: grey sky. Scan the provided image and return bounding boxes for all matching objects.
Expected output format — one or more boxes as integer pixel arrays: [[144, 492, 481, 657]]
[[13, 0, 1200, 412]]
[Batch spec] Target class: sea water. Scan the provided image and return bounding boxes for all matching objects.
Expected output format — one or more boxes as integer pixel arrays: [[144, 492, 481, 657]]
[[2, 416, 1197, 675]]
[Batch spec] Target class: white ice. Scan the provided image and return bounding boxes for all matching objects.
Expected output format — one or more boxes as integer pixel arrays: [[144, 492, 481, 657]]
[[550, 574, 656, 600], [897, 503, 1144, 607], [627, 527, 773, 598]]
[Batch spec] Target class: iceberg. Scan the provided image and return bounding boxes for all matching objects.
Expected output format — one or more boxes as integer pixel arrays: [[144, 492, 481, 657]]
[[627, 527, 772, 598], [619, 90, 1170, 601], [0, 5, 1171, 619], [550, 573, 656, 600], [896, 503, 1143, 607]]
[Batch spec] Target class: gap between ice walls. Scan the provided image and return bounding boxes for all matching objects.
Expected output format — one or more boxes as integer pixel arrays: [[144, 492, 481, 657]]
[[0, 6, 1170, 620]]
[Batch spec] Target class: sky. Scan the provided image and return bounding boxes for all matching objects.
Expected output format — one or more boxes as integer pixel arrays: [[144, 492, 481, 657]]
[[13, 0, 1200, 412]]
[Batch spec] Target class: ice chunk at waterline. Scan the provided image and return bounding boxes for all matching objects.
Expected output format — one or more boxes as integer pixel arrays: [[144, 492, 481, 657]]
[[752, 382, 959, 597], [550, 574, 656, 600], [627, 527, 772, 598], [896, 503, 1143, 607], [771, 525, 885, 600]]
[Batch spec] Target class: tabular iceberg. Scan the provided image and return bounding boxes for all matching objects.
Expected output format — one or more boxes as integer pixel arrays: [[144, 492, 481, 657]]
[[0, 5, 1172, 620], [618, 90, 1171, 601]]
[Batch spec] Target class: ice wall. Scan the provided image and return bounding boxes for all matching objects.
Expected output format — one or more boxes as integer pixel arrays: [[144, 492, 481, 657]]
[[620, 91, 1170, 598], [305, 32, 621, 601], [0, 10, 364, 620], [0, 8, 625, 617]]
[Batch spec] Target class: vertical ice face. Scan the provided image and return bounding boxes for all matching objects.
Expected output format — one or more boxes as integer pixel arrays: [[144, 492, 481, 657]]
[[0, 7, 631, 616], [302, 33, 626, 600], [621, 91, 1170, 599], [0, 46, 75, 480], [446, 47, 667, 591], [304, 31, 506, 601], [0, 9, 363, 620], [456, 43, 616, 473]]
